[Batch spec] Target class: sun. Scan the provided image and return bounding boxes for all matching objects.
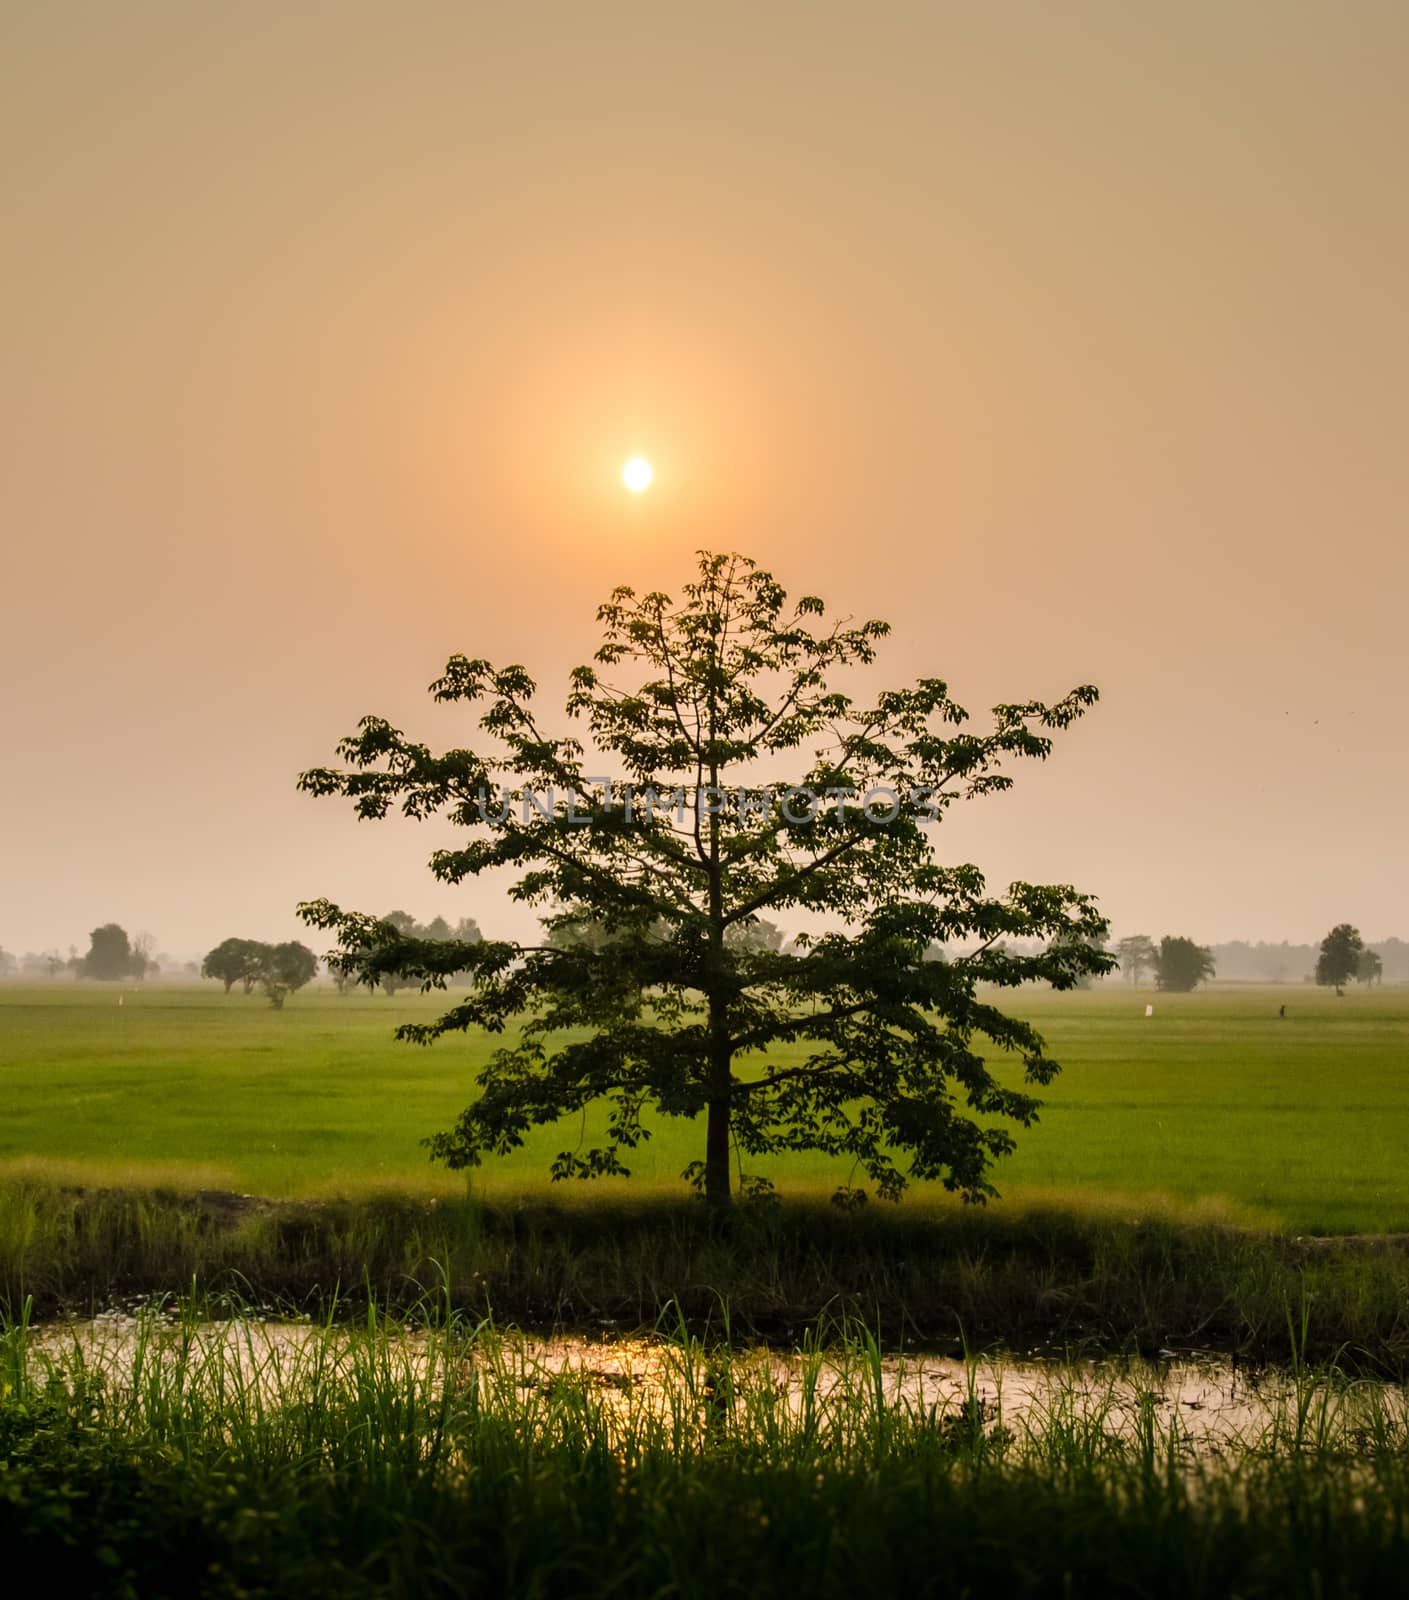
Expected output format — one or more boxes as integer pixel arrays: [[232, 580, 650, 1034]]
[[622, 456, 653, 493]]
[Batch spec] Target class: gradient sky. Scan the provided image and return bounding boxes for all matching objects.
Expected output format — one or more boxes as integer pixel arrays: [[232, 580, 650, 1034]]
[[3, 1, 1406, 961]]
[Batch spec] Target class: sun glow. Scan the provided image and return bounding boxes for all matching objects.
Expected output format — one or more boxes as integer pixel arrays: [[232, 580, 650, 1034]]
[[622, 456, 653, 493]]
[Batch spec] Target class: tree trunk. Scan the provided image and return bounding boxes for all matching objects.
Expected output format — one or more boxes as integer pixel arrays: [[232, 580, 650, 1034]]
[[703, 679, 732, 1211], [704, 1000, 732, 1209], [705, 1090, 731, 1209]]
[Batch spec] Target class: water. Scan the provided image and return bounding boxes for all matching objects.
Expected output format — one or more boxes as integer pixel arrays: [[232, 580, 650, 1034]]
[[24, 1314, 1401, 1455]]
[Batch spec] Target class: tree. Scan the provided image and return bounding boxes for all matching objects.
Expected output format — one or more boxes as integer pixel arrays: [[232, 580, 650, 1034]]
[[376, 911, 419, 992], [258, 940, 318, 1009], [21, 950, 66, 979], [1050, 929, 1106, 990], [299, 550, 1112, 1209], [1376, 938, 1409, 984], [1152, 936, 1216, 992], [1316, 924, 1364, 996], [1115, 934, 1157, 986], [1357, 948, 1383, 988], [130, 930, 159, 981], [372, 911, 484, 992], [546, 909, 672, 954], [0, 948, 16, 979], [201, 937, 267, 994], [725, 918, 785, 955], [76, 924, 147, 982]]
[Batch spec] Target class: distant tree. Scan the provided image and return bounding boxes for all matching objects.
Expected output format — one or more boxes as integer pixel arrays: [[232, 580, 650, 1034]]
[[76, 924, 147, 982], [1051, 929, 1107, 989], [544, 913, 612, 954], [0, 948, 16, 979], [299, 549, 1112, 1209], [1152, 936, 1216, 992], [1316, 924, 1365, 996], [259, 940, 318, 1009], [1375, 938, 1409, 985], [1115, 934, 1157, 986], [354, 912, 485, 993], [381, 912, 429, 993], [131, 930, 159, 981], [724, 918, 785, 954], [544, 908, 676, 956], [540, 915, 607, 947], [201, 937, 267, 994], [20, 950, 66, 979], [1357, 948, 1383, 988]]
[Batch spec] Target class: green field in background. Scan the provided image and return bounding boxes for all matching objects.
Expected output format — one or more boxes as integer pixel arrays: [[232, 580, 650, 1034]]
[[1, 983, 1405, 1232]]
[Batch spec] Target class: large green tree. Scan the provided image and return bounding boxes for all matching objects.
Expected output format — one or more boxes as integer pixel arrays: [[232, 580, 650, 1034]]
[[76, 924, 147, 982], [258, 940, 319, 1009], [299, 552, 1112, 1208], [1152, 935, 1216, 992], [1316, 924, 1364, 995], [201, 937, 267, 994], [1115, 934, 1157, 986]]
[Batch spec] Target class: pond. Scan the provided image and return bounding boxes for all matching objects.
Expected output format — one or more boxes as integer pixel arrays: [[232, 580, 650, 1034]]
[[22, 1312, 1403, 1458]]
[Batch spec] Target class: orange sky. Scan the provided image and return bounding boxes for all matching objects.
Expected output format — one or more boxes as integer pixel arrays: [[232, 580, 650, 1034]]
[[2, 2, 1406, 959]]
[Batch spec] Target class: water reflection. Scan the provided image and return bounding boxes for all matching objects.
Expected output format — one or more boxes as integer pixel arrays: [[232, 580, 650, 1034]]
[[22, 1315, 1404, 1458]]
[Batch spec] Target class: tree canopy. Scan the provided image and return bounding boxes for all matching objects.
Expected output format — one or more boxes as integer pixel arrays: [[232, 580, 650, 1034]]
[[1316, 924, 1365, 995], [75, 924, 150, 982], [371, 912, 483, 994], [1115, 934, 1157, 986], [299, 550, 1112, 1208], [260, 941, 318, 1009], [201, 937, 319, 1006], [1152, 936, 1216, 992], [201, 937, 267, 994], [1357, 948, 1383, 987]]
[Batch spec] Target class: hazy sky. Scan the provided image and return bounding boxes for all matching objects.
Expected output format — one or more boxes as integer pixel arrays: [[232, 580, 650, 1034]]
[[3, 1, 1406, 960]]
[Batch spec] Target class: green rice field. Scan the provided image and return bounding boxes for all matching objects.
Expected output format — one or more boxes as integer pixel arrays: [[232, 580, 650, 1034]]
[[1, 983, 1405, 1233]]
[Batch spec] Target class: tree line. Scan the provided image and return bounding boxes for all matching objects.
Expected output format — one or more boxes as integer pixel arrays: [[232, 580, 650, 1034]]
[[0, 916, 1393, 1004], [198, 913, 482, 1005], [0, 924, 163, 983], [1112, 926, 1384, 993], [1202, 935, 1403, 985], [356, 912, 483, 994]]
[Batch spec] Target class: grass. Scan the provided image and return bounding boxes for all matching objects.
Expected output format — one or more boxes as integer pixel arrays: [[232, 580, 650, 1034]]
[[8, 1296, 1409, 1598], [7, 1181, 1409, 1366], [2, 982, 1407, 1231]]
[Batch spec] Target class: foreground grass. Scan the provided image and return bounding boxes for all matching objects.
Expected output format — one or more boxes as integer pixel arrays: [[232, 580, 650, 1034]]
[[7, 1181, 1409, 1367], [3, 983, 1408, 1230], [6, 1300, 1409, 1598]]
